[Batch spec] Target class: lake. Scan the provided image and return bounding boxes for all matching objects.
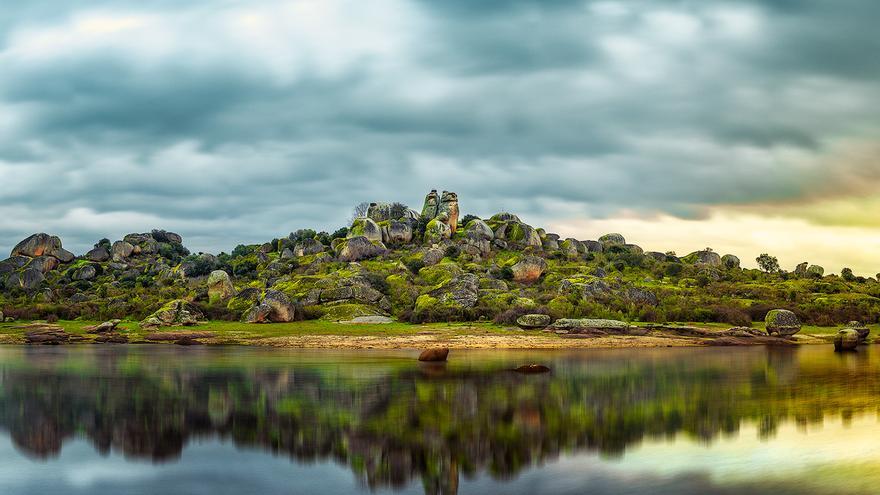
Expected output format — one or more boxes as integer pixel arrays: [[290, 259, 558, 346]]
[[0, 345, 877, 495]]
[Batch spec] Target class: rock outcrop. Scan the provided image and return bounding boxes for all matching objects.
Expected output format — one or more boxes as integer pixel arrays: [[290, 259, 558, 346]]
[[11, 234, 74, 263], [244, 290, 302, 323]]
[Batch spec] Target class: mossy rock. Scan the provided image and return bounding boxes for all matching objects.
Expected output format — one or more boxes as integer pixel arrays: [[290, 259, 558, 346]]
[[765, 309, 801, 336], [318, 303, 386, 322], [418, 263, 462, 287]]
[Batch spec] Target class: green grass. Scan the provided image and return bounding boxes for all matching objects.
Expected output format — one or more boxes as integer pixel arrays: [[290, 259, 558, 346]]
[[0, 319, 865, 345]]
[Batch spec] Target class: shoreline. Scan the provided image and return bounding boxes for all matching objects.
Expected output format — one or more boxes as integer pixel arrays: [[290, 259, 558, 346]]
[[0, 319, 844, 349]]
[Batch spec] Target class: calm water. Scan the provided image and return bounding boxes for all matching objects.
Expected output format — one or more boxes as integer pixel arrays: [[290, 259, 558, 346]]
[[0, 345, 878, 495]]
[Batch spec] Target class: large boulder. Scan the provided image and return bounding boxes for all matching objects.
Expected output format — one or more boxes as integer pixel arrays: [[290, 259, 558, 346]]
[[0, 256, 30, 275], [151, 229, 183, 244], [437, 191, 460, 233], [418, 348, 449, 362], [11, 233, 74, 262], [559, 238, 582, 257], [494, 221, 541, 249], [834, 329, 860, 351], [71, 264, 98, 281], [86, 247, 110, 262], [207, 270, 234, 303], [807, 265, 825, 277], [384, 220, 414, 245], [335, 236, 387, 262], [348, 218, 383, 243], [687, 249, 722, 267], [111, 241, 135, 262], [141, 300, 205, 328], [432, 273, 479, 308], [123, 233, 159, 255], [465, 219, 494, 240], [5, 268, 45, 291], [294, 238, 325, 256], [423, 218, 452, 244], [510, 256, 547, 283], [598, 233, 625, 247], [845, 321, 870, 342], [765, 309, 801, 337], [244, 290, 302, 323], [550, 318, 628, 330], [721, 254, 741, 269], [29, 256, 59, 274], [516, 314, 551, 329], [420, 190, 441, 220]]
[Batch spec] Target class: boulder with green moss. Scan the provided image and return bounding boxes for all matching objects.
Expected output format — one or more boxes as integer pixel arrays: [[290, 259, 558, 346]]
[[437, 191, 460, 233], [244, 290, 302, 323], [207, 270, 235, 303], [721, 254, 741, 269], [348, 218, 383, 243], [598, 233, 626, 247], [424, 218, 452, 244], [141, 300, 205, 328], [807, 265, 825, 277], [516, 314, 551, 329], [510, 256, 547, 283], [834, 329, 860, 351], [294, 238, 325, 256], [335, 236, 387, 262], [550, 318, 628, 330], [765, 309, 801, 337]]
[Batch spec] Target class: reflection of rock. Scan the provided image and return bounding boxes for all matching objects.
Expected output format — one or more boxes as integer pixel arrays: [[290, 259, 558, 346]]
[[514, 364, 550, 374]]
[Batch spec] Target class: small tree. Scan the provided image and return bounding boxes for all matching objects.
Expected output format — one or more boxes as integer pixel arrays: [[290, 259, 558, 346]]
[[841, 267, 856, 282], [756, 253, 779, 273], [349, 202, 370, 224]]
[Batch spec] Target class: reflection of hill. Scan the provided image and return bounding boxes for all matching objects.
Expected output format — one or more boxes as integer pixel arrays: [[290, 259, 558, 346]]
[[0, 347, 877, 494]]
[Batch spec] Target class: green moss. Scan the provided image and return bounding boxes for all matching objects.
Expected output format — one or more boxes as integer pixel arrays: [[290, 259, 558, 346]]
[[418, 263, 460, 287], [415, 294, 439, 312], [319, 303, 385, 322]]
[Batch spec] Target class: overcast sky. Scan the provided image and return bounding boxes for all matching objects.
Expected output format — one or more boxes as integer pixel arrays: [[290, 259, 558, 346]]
[[2, 0, 879, 273]]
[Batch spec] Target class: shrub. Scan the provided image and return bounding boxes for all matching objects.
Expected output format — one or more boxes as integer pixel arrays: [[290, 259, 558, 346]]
[[460, 214, 479, 226], [404, 259, 425, 275], [231, 244, 256, 258]]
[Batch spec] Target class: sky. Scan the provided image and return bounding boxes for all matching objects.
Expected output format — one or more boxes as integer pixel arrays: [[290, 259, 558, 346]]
[[1, 0, 879, 274]]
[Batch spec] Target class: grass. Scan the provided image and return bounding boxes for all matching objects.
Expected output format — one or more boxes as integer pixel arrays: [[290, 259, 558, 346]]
[[0, 319, 866, 345]]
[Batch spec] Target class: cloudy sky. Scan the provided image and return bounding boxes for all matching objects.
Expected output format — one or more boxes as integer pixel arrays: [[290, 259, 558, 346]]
[[1, 0, 879, 273]]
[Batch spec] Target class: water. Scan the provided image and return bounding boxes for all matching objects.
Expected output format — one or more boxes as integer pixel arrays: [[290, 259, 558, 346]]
[[0, 345, 877, 495]]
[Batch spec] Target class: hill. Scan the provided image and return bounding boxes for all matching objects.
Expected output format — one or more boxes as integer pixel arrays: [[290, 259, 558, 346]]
[[1, 189, 878, 331]]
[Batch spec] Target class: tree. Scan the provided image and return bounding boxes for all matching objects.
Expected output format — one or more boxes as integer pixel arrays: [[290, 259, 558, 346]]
[[841, 267, 855, 282], [349, 202, 370, 224], [756, 253, 779, 273]]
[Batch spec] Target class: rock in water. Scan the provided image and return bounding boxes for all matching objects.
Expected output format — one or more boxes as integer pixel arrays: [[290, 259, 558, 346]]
[[418, 348, 449, 362], [516, 314, 551, 329], [845, 321, 870, 342], [514, 364, 550, 374], [834, 329, 860, 351], [511, 256, 547, 283], [207, 270, 235, 303], [765, 309, 801, 337]]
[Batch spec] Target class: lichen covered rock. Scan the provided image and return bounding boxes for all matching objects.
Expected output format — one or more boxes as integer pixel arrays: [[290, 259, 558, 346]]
[[335, 236, 387, 262], [207, 270, 235, 303], [516, 314, 551, 329], [598, 233, 626, 247], [141, 300, 205, 328], [834, 329, 860, 351], [348, 218, 383, 243], [510, 256, 547, 283], [765, 309, 801, 337]]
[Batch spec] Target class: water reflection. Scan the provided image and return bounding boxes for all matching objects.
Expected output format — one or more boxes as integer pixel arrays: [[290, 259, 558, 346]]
[[0, 346, 878, 494]]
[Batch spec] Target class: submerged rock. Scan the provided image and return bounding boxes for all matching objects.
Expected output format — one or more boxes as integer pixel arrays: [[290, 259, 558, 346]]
[[418, 348, 449, 362], [514, 364, 550, 374], [834, 329, 860, 351]]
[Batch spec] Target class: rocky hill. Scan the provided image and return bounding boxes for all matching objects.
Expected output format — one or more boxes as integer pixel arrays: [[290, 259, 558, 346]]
[[1, 189, 879, 328]]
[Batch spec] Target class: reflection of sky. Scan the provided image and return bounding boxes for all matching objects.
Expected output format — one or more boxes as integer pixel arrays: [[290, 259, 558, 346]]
[[2, 416, 879, 495]]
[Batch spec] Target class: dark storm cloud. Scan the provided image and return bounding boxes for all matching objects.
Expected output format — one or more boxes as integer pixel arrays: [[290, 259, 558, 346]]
[[1, 0, 879, 255]]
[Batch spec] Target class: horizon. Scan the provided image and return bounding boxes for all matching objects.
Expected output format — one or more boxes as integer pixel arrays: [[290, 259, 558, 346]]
[[2, 0, 880, 274]]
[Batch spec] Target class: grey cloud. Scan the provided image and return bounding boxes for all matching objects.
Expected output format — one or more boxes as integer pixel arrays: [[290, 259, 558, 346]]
[[1, 0, 879, 256]]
